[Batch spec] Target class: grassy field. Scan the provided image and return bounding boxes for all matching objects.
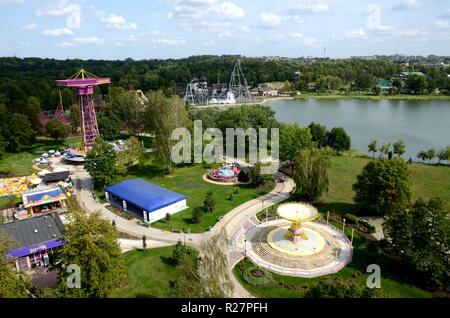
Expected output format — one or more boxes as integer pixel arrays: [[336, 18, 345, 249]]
[[0, 136, 81, 176], [233, 226, 433, 298], [113, 246, 195, 298], [294, 93, 450, 100], [320, 156, 450, 215], [99, 154, 273, 233]]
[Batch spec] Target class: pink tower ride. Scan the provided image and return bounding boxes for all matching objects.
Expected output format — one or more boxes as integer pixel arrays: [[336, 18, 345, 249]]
[[56, 69, 110, 152]]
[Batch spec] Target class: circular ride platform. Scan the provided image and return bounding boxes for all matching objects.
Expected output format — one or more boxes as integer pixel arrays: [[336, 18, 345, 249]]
[[267, 225, 326, 256]]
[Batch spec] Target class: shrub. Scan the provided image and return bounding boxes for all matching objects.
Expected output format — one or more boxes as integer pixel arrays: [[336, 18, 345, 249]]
[[192, 207, 202, 224], [165, 213, 171, 222], [344, 213, 358, 224], [356, 220, 376, 234], [203, 190, 216, 213], [242, 266, 273, 286]]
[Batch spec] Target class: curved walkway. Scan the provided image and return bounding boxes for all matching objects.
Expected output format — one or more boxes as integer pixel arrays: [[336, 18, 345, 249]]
[[69, 166, 295, 298]]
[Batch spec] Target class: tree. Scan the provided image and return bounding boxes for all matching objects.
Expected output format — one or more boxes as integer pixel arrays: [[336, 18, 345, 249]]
[[437, 146, 450, 164], [383, 197, 450, 289], [59, 210, 125, 298], [279, 123, 313, 171], [172, 240, 195, 266], [426, 148, 436, 164], [0, 231, 28, 298], [250, 161, 272, 187], [308, 122, 327, 148], [7, 113, 35, 152], [393, 140, 406, 157], [353, 158, 412, 215], [406, 74, 428, 94], [144, 91, 191, 174], [326, 127, 351, 154], [368, 140, 378, 159], [292, 148, 331, 202], [116, 136, 143, 175], [142, 235, 147, 250], [192, 207, 202, 224], [378, 142, 391, 159], [203, 190, 216, 213], [69, 104, 80, 133], [354, 73, 376, 91], [46, 118, 69, 142], [23, 96, 42, 131], [85, 137, 118, 189]]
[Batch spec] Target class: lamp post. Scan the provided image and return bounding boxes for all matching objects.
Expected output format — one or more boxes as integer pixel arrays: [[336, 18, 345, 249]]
[[326, 211, 329, 226], [342, 218, 346, 233], [244, 239, 247, 257], [351, 228, 354, 245]]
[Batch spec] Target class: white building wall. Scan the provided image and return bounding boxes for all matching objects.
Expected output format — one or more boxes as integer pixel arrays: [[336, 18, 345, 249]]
[[146, 199, 188, 224]]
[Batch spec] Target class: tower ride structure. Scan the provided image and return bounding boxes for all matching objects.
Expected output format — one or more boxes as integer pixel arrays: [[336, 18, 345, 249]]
[[56, 69, 110, 152], [228, 59, 253, 104]]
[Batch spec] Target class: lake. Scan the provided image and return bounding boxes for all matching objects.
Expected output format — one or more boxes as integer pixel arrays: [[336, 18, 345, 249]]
[[266, 98, 450, 160]]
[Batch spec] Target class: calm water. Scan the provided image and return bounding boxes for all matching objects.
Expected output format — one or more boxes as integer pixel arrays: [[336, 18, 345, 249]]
[[266, 98, 450, 160]]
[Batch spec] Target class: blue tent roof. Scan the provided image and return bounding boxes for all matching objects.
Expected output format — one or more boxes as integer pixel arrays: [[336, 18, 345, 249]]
[[105, 179, 186, 213]]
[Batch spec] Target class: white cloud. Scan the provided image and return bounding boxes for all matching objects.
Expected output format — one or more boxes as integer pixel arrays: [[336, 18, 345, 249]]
[[290, 32, 317, 46], [42, 28, 73, 37], [154, 38, 187, 46], [22, 23, 38, 31], [434, 20, 450, 29], [97, 12, 138, 30], [73, 37, 105, 45], [54, 41, 75, 48], [259, 12, 303, 27], [398, 30, 420, 37], [296, 3, 329, 14], [0, 0, 23, 5], [37, 1, 81, 29], [169, 0, 245, 30], [392, 0, 421, 11], [343, 27, 366, 39]]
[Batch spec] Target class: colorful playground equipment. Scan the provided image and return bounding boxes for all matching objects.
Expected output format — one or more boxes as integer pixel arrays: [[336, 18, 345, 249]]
[[207, 163, 241, 182], [56, 69, 111, 152]]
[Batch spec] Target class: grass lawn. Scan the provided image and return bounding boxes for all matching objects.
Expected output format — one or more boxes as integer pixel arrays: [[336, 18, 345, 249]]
[[233, 228, 433, 298], [319, 156, 450, 215], [0, 136, 81, 176], [112, 246, 196, 298], [99, 153, 273, 233]]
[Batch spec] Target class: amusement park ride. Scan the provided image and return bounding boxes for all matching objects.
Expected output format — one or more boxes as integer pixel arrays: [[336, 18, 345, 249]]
[[55, 69, 110, 152]]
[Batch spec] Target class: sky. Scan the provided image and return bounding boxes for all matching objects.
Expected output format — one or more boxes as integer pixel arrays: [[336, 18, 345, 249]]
[[0, 0, 450, 60]]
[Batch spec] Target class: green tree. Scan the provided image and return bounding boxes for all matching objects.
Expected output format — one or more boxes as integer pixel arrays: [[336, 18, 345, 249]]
[[144, 91, 191, 174], [353, 158, 412, 215], [406, 74, 428, 94], [192, 207, 202, 224], [23, 96, 42, 131], [354, 73, 376, 91], [326, 127, 351, 154], [7, 113, 35, 152], [437, 146, 450, 163], [279, 123, 313, 171], [0, 231, 29, 298], [203, 190, 216, 213], [292, 148, 331, 202], [383, 197, 450, 289], [378, 142, 391, 159], [308, 122, 328, 148], [85, 137, 118, 189], [116, 136, 144, 175], [250, 161, 272, 187], [69, 104, 80, 133], [46, 118, 69, 142], [59, 210, 125, 298], [393, 140, 406, 157], [368, 140, 378, 159]]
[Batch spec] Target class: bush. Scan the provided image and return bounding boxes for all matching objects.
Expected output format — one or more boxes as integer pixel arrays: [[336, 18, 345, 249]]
[[356, 220, 376, 234], [344, 213, 358, 224], [242, 266, 273, 286], [192, 207, 202, 224], [165, 213, 171, 222], [203, 190, 216, 213]]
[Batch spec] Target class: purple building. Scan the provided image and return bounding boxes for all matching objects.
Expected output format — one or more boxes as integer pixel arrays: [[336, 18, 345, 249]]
[[0, 213, 65, 271]]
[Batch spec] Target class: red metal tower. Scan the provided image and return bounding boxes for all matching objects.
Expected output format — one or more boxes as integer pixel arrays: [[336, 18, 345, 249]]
[[56, 69, 110, 152]]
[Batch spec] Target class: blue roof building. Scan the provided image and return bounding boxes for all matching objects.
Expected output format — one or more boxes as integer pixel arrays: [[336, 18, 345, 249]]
[[105, 179, 187, 223]]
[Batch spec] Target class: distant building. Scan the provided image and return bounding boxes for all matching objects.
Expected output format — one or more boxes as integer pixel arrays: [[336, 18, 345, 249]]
[[0, 213, 65, 271], [251, 87, 279, 97], [21, 186, 68, 218], [377, 80, 393, 93], [105, 179, 187, 224]]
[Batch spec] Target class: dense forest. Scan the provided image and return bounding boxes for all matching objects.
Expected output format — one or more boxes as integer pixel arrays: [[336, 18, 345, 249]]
[[0, 55, 450, 156]]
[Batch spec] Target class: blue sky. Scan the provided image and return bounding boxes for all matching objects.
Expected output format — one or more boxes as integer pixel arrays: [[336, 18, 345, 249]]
[[0, 0, 449, 59]]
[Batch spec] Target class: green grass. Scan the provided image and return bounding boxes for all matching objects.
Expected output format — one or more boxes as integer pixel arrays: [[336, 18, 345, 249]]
[[233, 227, 433, 298], [0, 136, 81, 176], [295, 93, 450, 100], [100, 154, 273, 233], [112, 246, 196, 298], [319, 156, 450, 215]]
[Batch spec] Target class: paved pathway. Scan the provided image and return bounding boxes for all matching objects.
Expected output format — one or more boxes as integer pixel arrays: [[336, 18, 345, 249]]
[[67, 163, 295, 298]]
